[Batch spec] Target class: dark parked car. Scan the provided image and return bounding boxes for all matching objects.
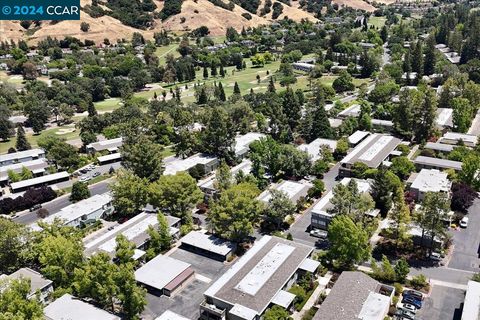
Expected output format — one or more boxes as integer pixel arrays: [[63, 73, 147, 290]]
[[403, 289, 424, 301], [402, 296, 422, 309], [29, 204, 42, 212]]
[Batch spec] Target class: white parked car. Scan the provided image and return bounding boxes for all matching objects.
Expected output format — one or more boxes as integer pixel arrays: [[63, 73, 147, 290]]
[[460, 216, 469, 228], [79, 176, 91, 183], [401, 303, 417, 313]]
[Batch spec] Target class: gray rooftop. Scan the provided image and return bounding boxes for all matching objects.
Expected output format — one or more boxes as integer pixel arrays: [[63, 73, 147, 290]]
[[0, 159, 48, 181], [313, 272, 385, 320], [410, 169, 451, 193], [44, 294, 120, 320], [462, 280, 480, 320], [10, 171, 69, 190], [414, 156, 463, 170], [0, 148, 44, 165], [424, 142, 455, 152], [204, 236, 313, 315], [181, 231, 236, 256], [134, 254, 191, 291], [5, 268, 52, 297], [341, 134, 401, 168], [87, 137, 123, 152]]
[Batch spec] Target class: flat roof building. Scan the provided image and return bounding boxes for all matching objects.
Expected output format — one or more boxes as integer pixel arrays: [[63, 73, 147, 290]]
[[414, 156, 462, 171], [329, 118, 343, 128], [408, 169, 451, 201], [311, 178, 378, 230], [424, 142, 455, 153], [313, 271, 394, 320], [297, 138, 337, 162], [34, 193, 113, 230], [135, 254, 195, 297], [1, 268, 53, 303], [84, 212, 180, 258], [257, 180, 311, 204], [180, 231, 236, 262], [86, 137, 123, 153], [0, 148, 45, 167], [97, 152, 122, 164], [436, 108, 453, 128], [461, 280, 480, 320], [340, 134, 401, 177], [234, 133, 265, 159], [155, 310, 191, 320], [0, 159, 48, 186], [10, 171, 70, 193], [348, 131, 370, 146], [44, 294, 120, 320], [163, 154, 219, 176], [200, 236, 318, 320], [338, 104, 361, 118], [439, 132, 478, 147]]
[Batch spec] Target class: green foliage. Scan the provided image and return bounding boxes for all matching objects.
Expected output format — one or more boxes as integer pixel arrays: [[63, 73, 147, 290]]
[[146, 213, 173, 259], [0, 219, 30, 274], [390, 156, 415, 180], [264, 190, 296, 230], [149, 172, 203, 223], [409, 274, 428, 290], [70, 182, 91, 202], [263, 305, 292, 320], [0, 278, 43, 320], [110, 170, 150, 217], [121, 135, 165, 182], [328, 215, 371, 269], [394, 258, 410, 283], [15, 125, 30, 151], [208, 183, 263, 243], [332, 71, 355, 93]]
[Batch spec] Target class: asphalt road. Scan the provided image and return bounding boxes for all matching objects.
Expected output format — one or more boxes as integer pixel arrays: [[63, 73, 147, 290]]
[[13, 179, 112, 225], [448, 198, 480, 272], [416, 286, 465, 320]]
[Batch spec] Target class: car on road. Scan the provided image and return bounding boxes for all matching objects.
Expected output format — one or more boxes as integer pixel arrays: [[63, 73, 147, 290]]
[[29, 204, 42, 212], [92, 171, 101, 178], [79, 176, 91, 183], [430, 252, 443, 263], [460, 216, 469, 228], [310, 229, 328, 239], [402, 296, 422, 309]]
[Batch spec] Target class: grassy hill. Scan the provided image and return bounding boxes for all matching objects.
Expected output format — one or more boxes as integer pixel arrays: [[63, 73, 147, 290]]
[[0, 0, 381, 44]]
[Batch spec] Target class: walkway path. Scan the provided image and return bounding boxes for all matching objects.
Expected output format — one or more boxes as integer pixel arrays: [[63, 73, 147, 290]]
[[292, 272, 333, 320]]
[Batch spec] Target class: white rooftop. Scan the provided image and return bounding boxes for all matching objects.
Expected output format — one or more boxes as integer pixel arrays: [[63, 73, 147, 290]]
[[235, 243, 295, 295], [181, 231, 235, 256], [10, 171, 69, 190], [297, 138, 337, 162], [229, 304, 257, 320], [234, 133, 266, 154], [0, 159, 48, 180], [462, 280, 480, 320], [163, 154, 218, 175], [410, 169, 451, 193], [97, 153, 122, 163], [134, 254, 191, 291], [42, 193, 112, 226], [358, 291, 390, 320], [348, 131, 370, 145], [338, 104, 361, 118], [0, 148, 44, 165], [44, 294, 120, 320], [436, 108, 453, 127], [299, 258, 321, 273], [271, 290, 296, 309], [87, 137, 123, 152], [155, 310, 191, 320], [257, 180, 310, 203]]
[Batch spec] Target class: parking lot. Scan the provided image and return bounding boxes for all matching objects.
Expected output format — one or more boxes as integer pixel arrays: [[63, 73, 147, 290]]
[[141, 248, 230, 320], [416, 286, 465, 320], [448, 199, 480, 272]]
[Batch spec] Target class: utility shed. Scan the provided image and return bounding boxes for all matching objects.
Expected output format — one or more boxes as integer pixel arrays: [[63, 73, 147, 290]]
[[44, 294, 120, 320], [134, 254, 194, 296], [181, 231, 236, 261]]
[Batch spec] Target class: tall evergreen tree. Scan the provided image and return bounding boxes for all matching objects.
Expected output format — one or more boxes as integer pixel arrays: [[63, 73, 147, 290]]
[[219, 65, 225, 77], [424, 36, 436, 76], [218, 82, 226, 101], [412, 41, 424, 76], [203, 66, 208, 79], [282, 87, 301, 131], [414, 87, 437, 142], [310, 105, 333, 140], [15, 124, 31, 151], [233, 81, 241, 95], [268, 76, 276, 93], [87, 101, 97, 117]]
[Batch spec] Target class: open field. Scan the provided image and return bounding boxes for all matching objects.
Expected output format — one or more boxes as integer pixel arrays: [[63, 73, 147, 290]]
[[369, 16, 387, 29], [94, 98, 122, 112]]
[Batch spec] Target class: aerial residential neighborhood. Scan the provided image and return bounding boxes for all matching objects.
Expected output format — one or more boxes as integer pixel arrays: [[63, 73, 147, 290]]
[[1, 0, 480, 319]]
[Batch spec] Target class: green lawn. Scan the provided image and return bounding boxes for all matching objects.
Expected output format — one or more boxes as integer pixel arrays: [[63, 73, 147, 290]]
[[369, 16, 386, 29], [155, 44, 181, 65], [94, 98, 122, 112], [0, 125, 80, 154]]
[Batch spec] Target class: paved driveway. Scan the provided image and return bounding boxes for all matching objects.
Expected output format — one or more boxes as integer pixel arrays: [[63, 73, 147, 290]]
[[416, 285, 464, 320], [448, 199, 480, 272]]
